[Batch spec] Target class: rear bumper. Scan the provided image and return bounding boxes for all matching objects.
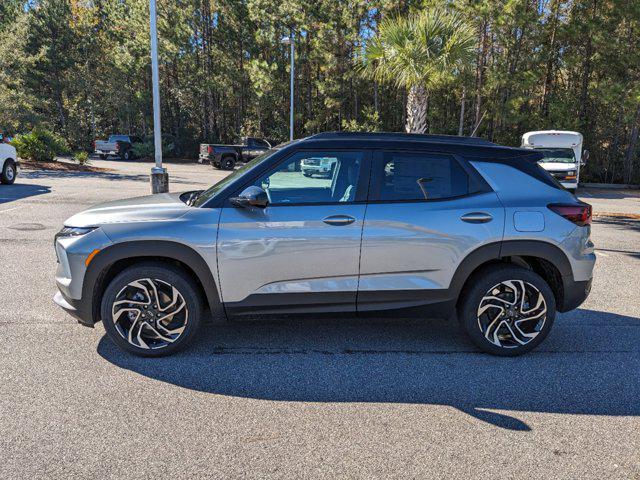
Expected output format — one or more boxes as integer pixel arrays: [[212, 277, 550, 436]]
[[558, 277, 592, 312], [198, 154, 211, 164]]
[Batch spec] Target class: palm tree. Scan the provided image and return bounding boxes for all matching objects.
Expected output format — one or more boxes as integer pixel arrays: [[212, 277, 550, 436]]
[[361, 7, 476, 134]]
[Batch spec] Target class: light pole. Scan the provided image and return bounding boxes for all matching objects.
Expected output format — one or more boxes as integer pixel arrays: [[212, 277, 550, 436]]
[[281, 30, 295, 142], [149, 0, 168, 193]]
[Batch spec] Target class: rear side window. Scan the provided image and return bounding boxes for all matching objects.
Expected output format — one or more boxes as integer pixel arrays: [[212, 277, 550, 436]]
[[375, 152, 469, 201], [249, 138, 270, 148]]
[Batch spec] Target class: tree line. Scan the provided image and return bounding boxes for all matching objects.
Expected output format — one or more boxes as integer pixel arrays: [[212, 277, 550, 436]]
[[0, 0, 638, 183]]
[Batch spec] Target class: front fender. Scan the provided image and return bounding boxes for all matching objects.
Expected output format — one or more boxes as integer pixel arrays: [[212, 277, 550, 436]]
[[83, 240, 224, 324]]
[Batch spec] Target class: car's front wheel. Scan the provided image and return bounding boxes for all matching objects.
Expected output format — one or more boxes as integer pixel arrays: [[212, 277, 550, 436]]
[[1, 160, 16, 184], [458, 265, 556, 356], [100, 262, 203, 356]]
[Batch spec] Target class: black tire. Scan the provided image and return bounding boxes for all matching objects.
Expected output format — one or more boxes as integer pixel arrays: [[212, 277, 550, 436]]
[[221, 156, 235, 170], [303, 172, 312, 177], [99, 154, 107, 160], [121, 149, 132, 161], [212, 161, 221, 170], [457, 264, 556, 356], [1, 160, 16, 185], [100, 262, 203, 357]]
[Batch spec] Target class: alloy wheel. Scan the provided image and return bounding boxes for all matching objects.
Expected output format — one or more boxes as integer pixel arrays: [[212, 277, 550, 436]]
[[6, 164, 15, 181], [477, 279, 547, 348], [111, 278, 188, 349]]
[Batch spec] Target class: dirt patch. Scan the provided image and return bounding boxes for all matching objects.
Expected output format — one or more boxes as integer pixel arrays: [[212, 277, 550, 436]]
[[593, 212, 640, 220], [19, 158, 113, 173]]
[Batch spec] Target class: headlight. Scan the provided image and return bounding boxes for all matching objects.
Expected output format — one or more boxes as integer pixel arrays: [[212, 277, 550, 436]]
[[55, 226, 97, 242]]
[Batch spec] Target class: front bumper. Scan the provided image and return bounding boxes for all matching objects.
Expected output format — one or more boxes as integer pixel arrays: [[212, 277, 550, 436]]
[[54, 227, 112, 326], [560, 181, 578, 190], [54, 290, 94, 327]]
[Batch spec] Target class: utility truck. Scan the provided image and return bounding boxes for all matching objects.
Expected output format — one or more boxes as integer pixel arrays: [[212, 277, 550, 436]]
[[521, 130, 588, 192]]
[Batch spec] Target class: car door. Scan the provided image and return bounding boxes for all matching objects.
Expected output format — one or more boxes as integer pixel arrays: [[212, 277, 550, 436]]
[[245, 139, 268, 158], [357, 150, 505, 312], [217, 149, 370, 314]]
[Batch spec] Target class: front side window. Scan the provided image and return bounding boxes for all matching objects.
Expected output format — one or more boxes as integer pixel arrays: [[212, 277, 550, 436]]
[[251, 151, 363, 205], [191, 149, 280, 207], [376, 152, 469, 201]]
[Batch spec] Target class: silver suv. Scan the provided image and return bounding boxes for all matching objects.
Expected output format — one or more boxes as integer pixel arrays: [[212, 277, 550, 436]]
[[54, 132, 595, 357]]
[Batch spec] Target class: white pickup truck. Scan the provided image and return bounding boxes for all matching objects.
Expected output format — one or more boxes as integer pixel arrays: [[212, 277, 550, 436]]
[[521, 130, 588, 192], [0, 143, 18, 185]]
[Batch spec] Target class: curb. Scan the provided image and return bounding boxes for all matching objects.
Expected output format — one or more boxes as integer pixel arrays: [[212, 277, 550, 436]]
[[581, 183, 639, 190]]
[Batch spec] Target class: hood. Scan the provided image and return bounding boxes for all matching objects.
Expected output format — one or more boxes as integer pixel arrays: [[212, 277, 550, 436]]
[[64, 193, 190, 228], [538, 161, 577, 172]]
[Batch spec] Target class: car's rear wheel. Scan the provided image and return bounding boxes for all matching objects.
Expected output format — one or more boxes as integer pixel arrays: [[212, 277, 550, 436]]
[[99, 154, 107, 160], [221, 156, 235, 170], [1, 160, 16, 185], [458, 265, 555, 356], [100, 263, 203, 357], [121, 150, 132, 161]]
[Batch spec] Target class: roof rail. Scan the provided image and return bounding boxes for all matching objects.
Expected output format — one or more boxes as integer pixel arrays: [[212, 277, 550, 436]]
[[307, 131, 496, 146]]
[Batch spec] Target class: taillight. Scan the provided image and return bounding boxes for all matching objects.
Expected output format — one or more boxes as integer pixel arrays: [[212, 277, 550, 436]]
[[93, 141, 96, 149], [115, 143, 119, 152], [207, 145, 213, 154], [548, 203, 592, 227]]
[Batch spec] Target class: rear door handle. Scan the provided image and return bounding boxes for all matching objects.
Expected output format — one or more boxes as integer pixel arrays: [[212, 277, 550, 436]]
[[460, 212, 493, 223], [323, 215, 356, 226]]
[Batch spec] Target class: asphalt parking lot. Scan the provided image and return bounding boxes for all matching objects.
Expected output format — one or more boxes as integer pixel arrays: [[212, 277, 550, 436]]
[[1, 158, 639, 479]]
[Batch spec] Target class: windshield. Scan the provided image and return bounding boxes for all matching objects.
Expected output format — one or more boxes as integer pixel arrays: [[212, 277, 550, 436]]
[[535, 148, 576, 164], [191, 148, 279, 207]]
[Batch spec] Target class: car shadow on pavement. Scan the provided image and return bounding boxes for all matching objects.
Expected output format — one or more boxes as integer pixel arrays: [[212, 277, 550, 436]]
[[0, 184, 51, 204], [21, 170, 198, 185], [97, 309, 640, 431]]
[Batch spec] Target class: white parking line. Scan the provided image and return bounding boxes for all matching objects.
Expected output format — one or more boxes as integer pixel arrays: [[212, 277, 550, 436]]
[[595, 251, 609, 257], [0, 205, 21, 213]]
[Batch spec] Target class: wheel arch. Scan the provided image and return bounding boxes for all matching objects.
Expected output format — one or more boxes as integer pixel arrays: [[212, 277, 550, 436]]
[[450, 240, 573, 309], [83, 240, 224, 324]]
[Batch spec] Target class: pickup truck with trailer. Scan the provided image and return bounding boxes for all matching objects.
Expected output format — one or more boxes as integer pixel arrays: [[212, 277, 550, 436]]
[[199, 137, 272, 170], [94, 135, 143, 161]]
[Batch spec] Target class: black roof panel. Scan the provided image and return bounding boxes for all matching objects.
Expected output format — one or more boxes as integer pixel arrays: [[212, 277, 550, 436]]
[[294, 131, 539, 160]]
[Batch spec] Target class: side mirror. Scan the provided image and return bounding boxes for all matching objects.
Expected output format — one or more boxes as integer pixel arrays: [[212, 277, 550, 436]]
[[582, 149, 589, 166], [230, 186, 268, 209]]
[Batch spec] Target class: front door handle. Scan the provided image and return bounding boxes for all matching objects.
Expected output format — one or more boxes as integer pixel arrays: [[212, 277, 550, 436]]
[[460, 212, 493, 223], [323, 215, 356, 226]]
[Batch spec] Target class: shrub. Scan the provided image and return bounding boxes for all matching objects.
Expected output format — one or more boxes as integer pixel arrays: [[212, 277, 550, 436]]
[[12, 129, 69, 162], [132, 138, 175, 160], [73, 151, 89, 165], [341, 107, 383, 132]]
